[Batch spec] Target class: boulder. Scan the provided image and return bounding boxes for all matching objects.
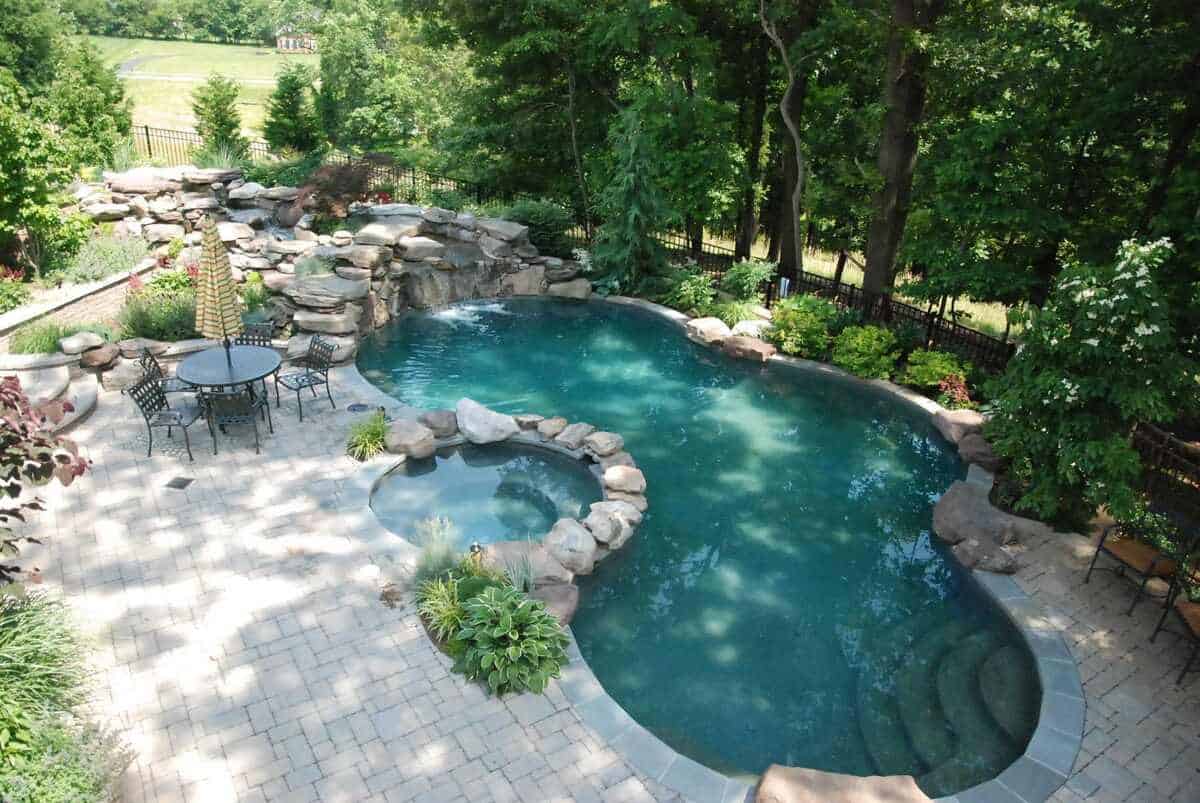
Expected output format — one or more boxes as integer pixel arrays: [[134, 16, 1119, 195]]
[[263, 272, 295, 293], [143, 224, 185, 244], [228, 182, 264, 201], [544, 265, 578, 283], [417, 409, 458, 438], [259, 186, 300, 201], [554, 422, 596, 450], [128, 196, 150, 217], [399, 236, 446, 260], [354, 217, 423, 247], [85, 202, 130, 221], [583, 500, 642, 549], [100, 357, 145, 391], [105, 167, 181, 195], [731, 319, 771, 338], [216, 221, 255, 242], [368, 203, 423, 217], [529, 582, 579, 625], [265, 239, 318, 256], [281, 275, 370, 308], [482, 541, 572, 585], [499, 264, 545, 296], [537, 416, 568, 440], [932, 480, 1030, 574], [421, 207, 456, 224], [479, 235, 513, 258], [583, 431, 623, 457], [347, 245, 392, 270], [455, 398, 519, 444], [117, 338, 167, 359], [958, 433, 1003, 472], [229, 253, 273, 271], [384, 419, 436, 459], [477, 218, 529, 243], [722, 335, 777, 363], [932, 408, 986, 445], [755, 765, 931, 803], [547, 278, 591, 300], [227, 208, 272, 228], [605, 491, 647, 512], [544, 518, 597, 575], [285, 333, 357, 363], [686, 317, 731, 346], [58, 331, 105, 355], [293, 305, 362, 335], [180, 192, 219, 211], [183, 167, 241, 186], [149, 196, 179, 216], [952, 537, 1018, 574], [80, 343, 120, 369], [599, 451, 635, 470], [513, 414, 544, 430], [335, 266, 372, 281], [604, 465, 646, 494]]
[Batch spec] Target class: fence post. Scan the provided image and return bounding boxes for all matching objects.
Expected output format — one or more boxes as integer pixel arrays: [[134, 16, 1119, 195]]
[[144, 124, 153, 159]]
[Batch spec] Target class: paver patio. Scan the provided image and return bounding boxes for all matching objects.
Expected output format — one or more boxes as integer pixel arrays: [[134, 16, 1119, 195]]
[[13, 367, 1200, 802]]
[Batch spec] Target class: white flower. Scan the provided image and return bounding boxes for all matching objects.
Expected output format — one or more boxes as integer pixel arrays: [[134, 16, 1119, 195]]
[[1082, 338, 1099, 347]]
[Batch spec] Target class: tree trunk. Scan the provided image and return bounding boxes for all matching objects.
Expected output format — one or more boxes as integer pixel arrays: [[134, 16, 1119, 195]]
[[1140, 47, 1200, 232], [832, 250, 848, 287], [566, 69, 591, 237], [777, 152, 799, 277], [862, 0, 945, 301], [735, 38, 771, 261]]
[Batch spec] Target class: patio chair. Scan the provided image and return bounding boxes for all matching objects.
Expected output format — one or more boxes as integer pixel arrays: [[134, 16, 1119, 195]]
[[234, 322, 278, 398], [138, 348, 194, 394], [127, 375, 203, 461], [1150, 577, 1200, 685], [201, 386, 263, 455], [274, 335, 336, 422], [1084, 519, 1197, 615]]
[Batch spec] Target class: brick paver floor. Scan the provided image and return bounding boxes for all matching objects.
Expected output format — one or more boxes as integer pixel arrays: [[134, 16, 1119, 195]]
[[14, 368, 1200, 802]]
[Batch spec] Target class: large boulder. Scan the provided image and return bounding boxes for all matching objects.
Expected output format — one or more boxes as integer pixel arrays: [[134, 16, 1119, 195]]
[[384, 419, 436, 459], [544, 518, 597, 575], [932, 408, 986, 445], [537, 417, 567, 440], [547, 278, 591, 300], [932, 481, 1025, 574], [183, 167, 241, 186], [285, 333, 357, 363], [293, 305, 362, 335], [554, 422, 596, 450], [79, 343, 119, 370], [227, 182, 263, 202], [476, 218, 529, 243], [259, 186, 300, 201], [958, 433, 1002, 472], [143, 223, 185, 244], [281, 275, 370, 308], [265, 239, 318, 256], [105, 167, 181, 195], [583, 431, 624, 458], [755, 766, 930, 803], [686, 317, 732, 346], [417, 409, 458, 438], [529, 582, 579, 625], [100, 358, 144, 391], [455, 398, 519, 444], [603, 465, 646, 494], [582, 500, 643, 550], [398, 236, 445, 260], [723, 335, 777, 363], [216, 221, 255, 242], [354, 217, 423, 247], [85, 202, 130, 221], [227, 208, 272, 228], [58, 331, 105, 355], [368, 203, 423, 217], [482, 541, 572, 584], [499, 264, 545, 296]]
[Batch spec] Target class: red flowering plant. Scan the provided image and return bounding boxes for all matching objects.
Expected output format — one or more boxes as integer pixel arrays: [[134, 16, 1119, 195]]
[[0, 376, 89, 589], [126, 272, 144, 294], [937, 372, 973, 410]]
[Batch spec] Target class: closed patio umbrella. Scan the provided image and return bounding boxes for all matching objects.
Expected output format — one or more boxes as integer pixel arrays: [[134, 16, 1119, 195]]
[[194, 216, 244, 365]]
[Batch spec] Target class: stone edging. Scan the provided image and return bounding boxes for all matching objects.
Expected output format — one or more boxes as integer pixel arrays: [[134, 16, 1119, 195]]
[[334, 297, 1083, 803]]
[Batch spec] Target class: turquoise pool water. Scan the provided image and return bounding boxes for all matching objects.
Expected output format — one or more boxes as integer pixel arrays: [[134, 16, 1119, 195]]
[[370, 442, 602, 548], [358, 298, 1039, 795]]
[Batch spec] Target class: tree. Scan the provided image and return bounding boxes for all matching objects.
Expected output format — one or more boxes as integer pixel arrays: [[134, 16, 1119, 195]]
[[263, 61, 322, 153], [590, 110, 673, 293], [0, 0, 60, 89], [37, 40, 132, 169], [191, 74, 249, 157]]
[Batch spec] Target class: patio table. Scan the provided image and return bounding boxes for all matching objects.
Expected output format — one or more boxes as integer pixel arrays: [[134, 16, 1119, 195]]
[[176, 345, 281, 390]]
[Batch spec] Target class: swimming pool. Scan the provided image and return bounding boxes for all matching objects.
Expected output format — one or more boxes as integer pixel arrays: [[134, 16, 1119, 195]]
[[357, 298, 1039, 796]]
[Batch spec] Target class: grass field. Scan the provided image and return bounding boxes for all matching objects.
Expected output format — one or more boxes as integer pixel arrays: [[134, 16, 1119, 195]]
[[89, 35, 319, 135]]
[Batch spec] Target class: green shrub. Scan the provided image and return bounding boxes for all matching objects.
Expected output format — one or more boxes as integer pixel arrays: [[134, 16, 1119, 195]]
[[720, 259, 776, 303], [891, 321, 926, 357], [118, 292, 198, 341], [294, 255, 334, 277], [190, 74, 248, 159], [245, 149, 327, 188], [827, 305, 862, 336], [346, 410, 388, 461], [263, 62, 321, 154], [660, 268, 716, 313], [9, 322, 113, 354], [425, 188, 470, 211], [767, 294, 838, 358], [412, 516, 461, 584], [241, 272, 268, 315], [165, 237, 185, 261], [450, 586, 570, 695], [142, 268, 193, 298], [416, 576, 463, 642], [0, 593, 88, 723], [60, 236, 148, 284], [902, 349, 971, 390], [706, 300, 758, 328], [831, 325, 900, 379], [104, 136, 139, 172], [502, 199, 575, 258], [190, 143, 248, 170], [0, 715, 130, 801], [0, 280, 30, 314]]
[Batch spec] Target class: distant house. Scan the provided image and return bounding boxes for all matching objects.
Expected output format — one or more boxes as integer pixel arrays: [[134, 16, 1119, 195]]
[[275, 27, 317, 53]]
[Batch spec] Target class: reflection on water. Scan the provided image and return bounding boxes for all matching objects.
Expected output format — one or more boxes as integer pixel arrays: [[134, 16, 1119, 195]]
[[358, 299, 1039, 793], [370, 442, 602, 547]]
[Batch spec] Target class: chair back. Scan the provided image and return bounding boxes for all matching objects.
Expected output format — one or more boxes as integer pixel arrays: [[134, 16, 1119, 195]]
[[128, 375, 168, 420], [138, 348, 165, 382], [306, 336, 335, 376], [236, 323, 274, 348]]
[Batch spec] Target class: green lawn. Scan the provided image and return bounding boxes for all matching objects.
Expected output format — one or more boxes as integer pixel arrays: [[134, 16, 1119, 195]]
[[88, 35, 319, 135]]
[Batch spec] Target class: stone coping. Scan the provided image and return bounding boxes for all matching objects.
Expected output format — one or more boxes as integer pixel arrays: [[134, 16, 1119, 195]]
[[335, 300, 1082, 803]]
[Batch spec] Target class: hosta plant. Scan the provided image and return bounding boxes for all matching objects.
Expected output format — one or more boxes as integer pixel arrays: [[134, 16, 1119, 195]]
[[450, 586, 569, 695]]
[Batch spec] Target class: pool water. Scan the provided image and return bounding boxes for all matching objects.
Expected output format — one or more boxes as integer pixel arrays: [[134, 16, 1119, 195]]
[[358, 299, 1040, 795], [370, 442, 602, 548]]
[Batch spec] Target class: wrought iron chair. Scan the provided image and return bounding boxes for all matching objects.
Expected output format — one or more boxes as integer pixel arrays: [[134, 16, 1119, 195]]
[[1084, 521, 1196, 615], [127, 376, 203, 461], [234, 322, 278, 400], [274, 336, 336, 421], [1150, 575, 1200, 685], [138, 348, 194, 394], [201, 386, 263, 455]]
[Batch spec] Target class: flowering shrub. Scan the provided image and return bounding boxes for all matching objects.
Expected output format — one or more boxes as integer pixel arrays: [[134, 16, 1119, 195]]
[[831, 325, 900, 379], [937, 373, 974, 410], [767, 294, 839, 358], [985, 239, 1189, 525], [902, 349, 974, 403]]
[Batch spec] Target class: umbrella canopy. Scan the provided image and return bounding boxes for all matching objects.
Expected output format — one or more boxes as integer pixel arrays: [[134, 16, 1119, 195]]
[[194, 217, 244, 343]]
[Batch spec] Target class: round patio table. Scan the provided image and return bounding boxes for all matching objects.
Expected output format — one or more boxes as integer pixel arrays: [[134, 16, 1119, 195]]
[[176, 345, 281, 389]]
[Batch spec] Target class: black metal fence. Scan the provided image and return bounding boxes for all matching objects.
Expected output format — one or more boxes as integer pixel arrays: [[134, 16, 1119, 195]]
[[132, 124, 1016, 369]]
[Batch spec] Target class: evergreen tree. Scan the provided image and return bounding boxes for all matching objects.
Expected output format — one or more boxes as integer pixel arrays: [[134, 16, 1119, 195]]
[[263, 61, 321, 153], [190, 74, 248, 158], [38, 41, 132, 169]]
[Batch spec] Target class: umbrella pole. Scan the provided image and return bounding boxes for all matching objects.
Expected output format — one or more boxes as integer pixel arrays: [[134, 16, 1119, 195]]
[[224, 335, 233, 368]]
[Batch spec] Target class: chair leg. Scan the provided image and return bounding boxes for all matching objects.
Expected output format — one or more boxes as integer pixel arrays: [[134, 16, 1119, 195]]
[[296, 389, 304, 422], [274, 376, 281, 408], [251, 416, 260, 455], [182, 426, 194, 462], [265, 398, 273, 434], [1128, 574, 1152, 615], [146, 426, 153, 458], [1151, 600, 1172, 642], [1084, 546, 1103, 584], [1179, 641, 1199, 686], [325, 381, 335, 409]]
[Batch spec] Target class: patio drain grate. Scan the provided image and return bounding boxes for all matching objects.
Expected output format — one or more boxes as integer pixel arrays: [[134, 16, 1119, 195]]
[[347, 403, 372, 413], [165, 477, 194, 490]]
